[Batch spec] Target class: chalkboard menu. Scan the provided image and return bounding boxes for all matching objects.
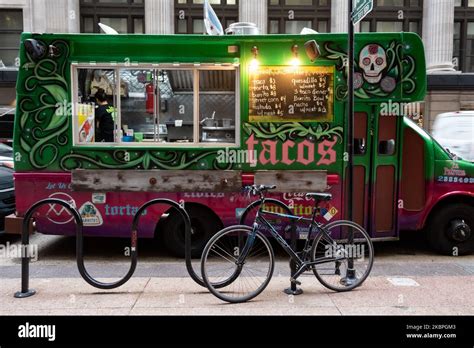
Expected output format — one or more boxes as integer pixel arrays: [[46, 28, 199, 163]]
[[249, 66, 334, 122]]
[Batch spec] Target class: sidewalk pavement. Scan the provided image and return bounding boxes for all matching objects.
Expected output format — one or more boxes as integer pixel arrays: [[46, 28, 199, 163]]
[[1, 275, 473, 315]]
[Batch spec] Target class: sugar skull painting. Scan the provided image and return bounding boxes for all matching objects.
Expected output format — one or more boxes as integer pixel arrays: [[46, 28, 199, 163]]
[[359, 44, 387, 84], [324, 39, 417, 99]]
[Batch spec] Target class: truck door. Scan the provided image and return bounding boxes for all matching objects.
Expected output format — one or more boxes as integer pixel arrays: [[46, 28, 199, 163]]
[[369, 111, 400, 237], [352, 110, 372, 229], [349, 108, 373, 232]]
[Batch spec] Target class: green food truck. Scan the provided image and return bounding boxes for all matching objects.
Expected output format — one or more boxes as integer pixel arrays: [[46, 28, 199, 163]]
[[6, 31, 474, 256]]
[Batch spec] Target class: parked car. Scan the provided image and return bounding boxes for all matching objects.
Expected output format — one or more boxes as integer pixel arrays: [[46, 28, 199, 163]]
[[432, 111, 474, 162], [0, 165, 15, 231], [0, 142, 13, 158], [0, 144, 15, 231]]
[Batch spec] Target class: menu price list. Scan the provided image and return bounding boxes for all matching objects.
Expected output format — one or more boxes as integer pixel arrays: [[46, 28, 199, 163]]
[[249, 66, 334, 122]]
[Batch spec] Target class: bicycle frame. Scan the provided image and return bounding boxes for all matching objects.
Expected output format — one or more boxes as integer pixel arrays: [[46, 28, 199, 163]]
[[236, 193, 344, 279]]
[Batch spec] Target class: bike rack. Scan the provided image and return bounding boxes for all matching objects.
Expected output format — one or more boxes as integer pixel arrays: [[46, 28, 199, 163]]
[[131, 198, 205, 287], [283, 229, 303, 296], [77, 209, 137, 290], [284, 214, 303, 296], [15, 195, 301, 298], [15, 198, 81, 298], [15, 197, 203, 298]]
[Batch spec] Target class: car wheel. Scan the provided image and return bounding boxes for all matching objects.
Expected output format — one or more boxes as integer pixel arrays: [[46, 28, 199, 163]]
[[427, 203, 474, 255], [161, 205, 222, 258]]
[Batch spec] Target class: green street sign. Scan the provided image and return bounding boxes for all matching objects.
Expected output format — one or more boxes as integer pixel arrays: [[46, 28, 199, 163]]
[[351, 0, 373, 25]]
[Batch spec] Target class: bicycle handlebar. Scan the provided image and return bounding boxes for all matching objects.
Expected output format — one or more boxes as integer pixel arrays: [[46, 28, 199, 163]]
[[242, 184, 277, 197]]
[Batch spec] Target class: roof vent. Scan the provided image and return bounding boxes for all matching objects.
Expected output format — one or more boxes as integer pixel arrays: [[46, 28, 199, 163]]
[[225, 22, 260, 35]]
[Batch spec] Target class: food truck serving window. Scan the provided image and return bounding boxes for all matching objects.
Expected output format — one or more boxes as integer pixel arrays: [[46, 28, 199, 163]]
[[72, 64, 239, 147]]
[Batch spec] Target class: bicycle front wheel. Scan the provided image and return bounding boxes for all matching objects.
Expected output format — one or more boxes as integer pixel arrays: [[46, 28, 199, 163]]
[[310, 220, 374, 292], [201, 225, 275, 303]]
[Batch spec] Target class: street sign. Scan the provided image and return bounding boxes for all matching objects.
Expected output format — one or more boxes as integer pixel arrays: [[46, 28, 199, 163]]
[[351, 0, 373, 25]]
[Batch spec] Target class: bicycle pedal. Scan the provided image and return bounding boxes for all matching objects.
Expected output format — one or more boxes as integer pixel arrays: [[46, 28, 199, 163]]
[[290, 278, 301, 286]]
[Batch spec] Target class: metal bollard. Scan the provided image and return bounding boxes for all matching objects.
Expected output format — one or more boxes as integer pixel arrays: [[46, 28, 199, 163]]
[[15, 198, 82, 298]]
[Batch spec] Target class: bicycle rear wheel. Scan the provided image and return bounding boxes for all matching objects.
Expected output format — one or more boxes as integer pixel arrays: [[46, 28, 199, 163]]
[[201, 225, 274, 303], [310, 220, 374, 292]]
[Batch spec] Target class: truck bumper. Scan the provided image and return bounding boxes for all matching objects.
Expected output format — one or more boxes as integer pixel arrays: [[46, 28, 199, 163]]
[[4, 214, 34, 235]]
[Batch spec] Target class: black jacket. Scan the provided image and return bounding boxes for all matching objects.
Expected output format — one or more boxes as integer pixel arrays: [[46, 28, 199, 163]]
[[95, 104, 115, 142]]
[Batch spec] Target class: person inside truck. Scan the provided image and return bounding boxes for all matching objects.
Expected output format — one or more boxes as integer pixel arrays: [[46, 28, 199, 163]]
[[94, 88, 115, 143]]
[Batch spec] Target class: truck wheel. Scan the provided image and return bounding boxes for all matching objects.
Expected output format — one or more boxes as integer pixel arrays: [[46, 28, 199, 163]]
[[427, 203, 474, 255], [161, 205, 222, 258]]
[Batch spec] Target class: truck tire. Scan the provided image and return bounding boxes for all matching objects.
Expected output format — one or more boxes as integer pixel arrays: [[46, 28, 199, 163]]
[[427, 203, 474, 255], [161, 205, 222, 258]]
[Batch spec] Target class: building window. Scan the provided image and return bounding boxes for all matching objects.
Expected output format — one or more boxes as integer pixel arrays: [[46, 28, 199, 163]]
[[0, 9, 23, 69], [454, 0, 474, 71], [73, 64, 239, 146], [175, 0, 239, 34], [268, 0, 330, 34], [360, 0, 423, 35], [80, 0, 145, 34]]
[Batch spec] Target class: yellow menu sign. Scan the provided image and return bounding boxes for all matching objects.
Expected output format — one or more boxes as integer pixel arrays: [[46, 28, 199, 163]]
[[249, 66, 334, 123]]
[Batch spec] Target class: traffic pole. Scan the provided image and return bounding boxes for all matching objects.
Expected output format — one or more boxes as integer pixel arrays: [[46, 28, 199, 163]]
[[345, 0, 357, 284], [348, 0, 354, 222]]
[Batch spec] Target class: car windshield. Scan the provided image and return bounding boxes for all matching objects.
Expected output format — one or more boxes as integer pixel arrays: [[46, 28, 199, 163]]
[[431, 115, 474, 162], [0, 143, 13, 157], [432, 116, 473, 139]]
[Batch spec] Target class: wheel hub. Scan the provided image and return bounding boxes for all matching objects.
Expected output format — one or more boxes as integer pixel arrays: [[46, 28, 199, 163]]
[[447, 219, 471, 242]]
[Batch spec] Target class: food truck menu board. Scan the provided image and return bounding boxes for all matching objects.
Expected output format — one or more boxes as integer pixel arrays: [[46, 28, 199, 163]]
[[249, 66, 334, 122]]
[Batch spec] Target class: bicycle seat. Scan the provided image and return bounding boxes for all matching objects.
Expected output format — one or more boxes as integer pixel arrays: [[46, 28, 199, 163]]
[[305, 192, 332, 201]]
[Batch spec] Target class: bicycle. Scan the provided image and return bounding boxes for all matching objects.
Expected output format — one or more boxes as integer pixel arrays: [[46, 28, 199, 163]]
[[201, 184, 374, 303]]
